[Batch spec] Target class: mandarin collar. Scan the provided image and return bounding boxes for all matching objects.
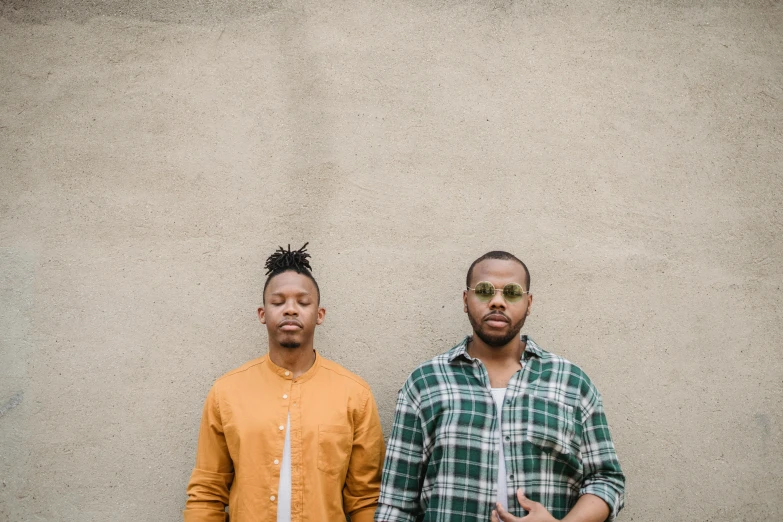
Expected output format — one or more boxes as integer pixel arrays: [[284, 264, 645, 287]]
[[265, 350, 321, 383]]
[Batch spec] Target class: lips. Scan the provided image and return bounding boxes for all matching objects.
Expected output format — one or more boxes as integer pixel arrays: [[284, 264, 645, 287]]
[[484, 313, 509, 328], [278, 319, 303, 331]]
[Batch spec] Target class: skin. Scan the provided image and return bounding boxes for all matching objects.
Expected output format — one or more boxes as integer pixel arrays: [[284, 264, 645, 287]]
[[491, 491, 609, 522], [465, 259, 610, 522], [463, 258, 533, 388], [257, 270, 325, 378]]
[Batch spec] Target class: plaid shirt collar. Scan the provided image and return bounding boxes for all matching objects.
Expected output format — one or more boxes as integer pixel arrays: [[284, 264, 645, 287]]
[[447, 334, 545, 364]]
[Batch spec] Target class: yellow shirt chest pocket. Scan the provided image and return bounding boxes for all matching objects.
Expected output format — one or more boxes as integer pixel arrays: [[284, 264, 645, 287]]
[[317, 424, 353, 476]]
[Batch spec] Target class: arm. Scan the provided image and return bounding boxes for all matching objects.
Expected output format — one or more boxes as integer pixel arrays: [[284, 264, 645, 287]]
[[493, 382, 624, 522], [183, 385, 235, 522], [493, 491, 609, 522], [561, 494, 610, 522], [577, 387, 625, 522], [344, 389, 386, 522], [374, 390, 425, 522]]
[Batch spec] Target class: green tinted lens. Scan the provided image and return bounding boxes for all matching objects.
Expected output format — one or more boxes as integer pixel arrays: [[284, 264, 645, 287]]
[[473, 282, 496, 301], [502, 283, 525, 303]]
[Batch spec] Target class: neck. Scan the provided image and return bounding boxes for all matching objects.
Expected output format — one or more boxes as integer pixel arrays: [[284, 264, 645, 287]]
[[467, 334, 524, 366], [268, 344, 317, 378]]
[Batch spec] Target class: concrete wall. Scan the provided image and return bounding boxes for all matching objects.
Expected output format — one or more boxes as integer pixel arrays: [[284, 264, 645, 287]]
[[1, 1, 781, 520]]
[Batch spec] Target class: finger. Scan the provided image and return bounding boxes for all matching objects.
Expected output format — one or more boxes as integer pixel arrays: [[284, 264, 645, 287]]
[[516, 489, 535, 511], [495, 502, 516, 521], [491, 509, 499, 522]]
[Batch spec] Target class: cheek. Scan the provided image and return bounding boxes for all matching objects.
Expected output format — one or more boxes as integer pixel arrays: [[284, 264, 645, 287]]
[[465, 302, 483, 322], [302, 309, 320, 327]]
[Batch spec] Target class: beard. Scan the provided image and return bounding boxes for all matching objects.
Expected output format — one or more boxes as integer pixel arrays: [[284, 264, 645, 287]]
[[280, 340, 301, 349], [467, 305, 526, 348]]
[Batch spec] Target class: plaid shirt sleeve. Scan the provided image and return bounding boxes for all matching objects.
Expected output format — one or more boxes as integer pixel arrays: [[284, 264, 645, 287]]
[[374, 385, 425, 522], [578, 380, 626, 522]]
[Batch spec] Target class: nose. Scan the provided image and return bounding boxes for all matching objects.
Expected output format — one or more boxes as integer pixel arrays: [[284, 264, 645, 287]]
[[282, 298, 299, 316], [487, 289, 506, 310]]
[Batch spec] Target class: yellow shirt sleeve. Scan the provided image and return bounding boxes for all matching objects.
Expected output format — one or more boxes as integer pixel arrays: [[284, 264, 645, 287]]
[[343, 388, 386, 522], [184, 385, 234, 522]]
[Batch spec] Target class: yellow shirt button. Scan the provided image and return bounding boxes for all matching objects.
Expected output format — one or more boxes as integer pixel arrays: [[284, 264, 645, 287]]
[[274, 459, 279, 465], [284, 371, 290, 376], [283, 394, 288, 399], [279, 425, 284, 431], [270, 495, 276, 501]]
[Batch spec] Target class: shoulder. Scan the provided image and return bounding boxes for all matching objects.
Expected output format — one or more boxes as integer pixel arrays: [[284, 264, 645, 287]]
[[215, 356, 267, 383], [527, 339, 601, 403], [206, 357, 267, 405], [529, 338, 588, 375], [318, 356, 373, 393], [538, 349, 589, 379], [399, 346, 461, 403], [408, 350, 454, 382]]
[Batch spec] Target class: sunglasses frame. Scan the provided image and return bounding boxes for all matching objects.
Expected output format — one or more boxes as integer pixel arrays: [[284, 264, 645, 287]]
[[466, 281, 530, 303]]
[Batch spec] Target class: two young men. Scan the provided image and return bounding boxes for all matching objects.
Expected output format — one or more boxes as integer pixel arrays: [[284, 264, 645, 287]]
[[185, 246, 625, 521]]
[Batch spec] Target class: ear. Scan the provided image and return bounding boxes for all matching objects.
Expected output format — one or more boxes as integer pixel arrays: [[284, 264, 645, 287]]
[[526, 294, 533, 316], [257, 306, 266, 324], [463, 289, 469, 313], [316, 306, 326, 325]]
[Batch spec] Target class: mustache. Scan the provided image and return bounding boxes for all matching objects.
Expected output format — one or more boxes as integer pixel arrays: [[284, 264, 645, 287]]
[[483, 312, 510, 322], [278, 319, 303, 328]]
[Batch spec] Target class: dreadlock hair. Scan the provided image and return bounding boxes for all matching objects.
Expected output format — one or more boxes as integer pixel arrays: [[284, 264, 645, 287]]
[[263, 242, 321, 303], [466, 251, 530, 291]]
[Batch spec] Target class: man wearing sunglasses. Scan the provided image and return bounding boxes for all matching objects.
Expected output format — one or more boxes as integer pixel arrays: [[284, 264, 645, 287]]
[[376, 251, 625, 522]]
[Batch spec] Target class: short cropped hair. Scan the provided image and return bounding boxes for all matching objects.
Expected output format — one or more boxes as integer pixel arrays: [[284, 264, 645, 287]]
[[466, 251, 530, 291]]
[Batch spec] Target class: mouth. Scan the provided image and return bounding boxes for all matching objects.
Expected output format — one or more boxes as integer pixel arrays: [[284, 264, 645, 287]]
[[483, 313, 509, 329], [278, 320, 303, 332]]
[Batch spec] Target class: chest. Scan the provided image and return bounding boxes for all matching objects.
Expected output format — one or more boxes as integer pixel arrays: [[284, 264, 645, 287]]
[[418, 363, 581, 438], [221, 379, 354, 436], [485, 362, 523, 388]]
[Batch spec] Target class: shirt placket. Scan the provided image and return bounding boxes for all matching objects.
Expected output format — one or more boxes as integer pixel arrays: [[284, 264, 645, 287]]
[[468, 357, 500, 512], [289, 376, 303, 522], [504, 356, 532, 513], [271, 370, 294, 521]]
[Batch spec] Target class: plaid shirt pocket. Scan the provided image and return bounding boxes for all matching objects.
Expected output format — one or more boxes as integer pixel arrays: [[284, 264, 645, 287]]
[[524, 396, 577, 457]]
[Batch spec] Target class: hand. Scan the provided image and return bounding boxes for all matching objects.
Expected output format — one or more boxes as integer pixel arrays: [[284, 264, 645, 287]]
[[491, 489, 558, 522]]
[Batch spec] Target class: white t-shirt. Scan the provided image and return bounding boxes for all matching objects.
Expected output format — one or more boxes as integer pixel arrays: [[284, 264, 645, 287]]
[[277, 413, 292, 522], [491, 388, 508, 510]]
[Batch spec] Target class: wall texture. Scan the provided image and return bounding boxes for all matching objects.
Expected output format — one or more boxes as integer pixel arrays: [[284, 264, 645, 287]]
[[1, 1, 781, 520]]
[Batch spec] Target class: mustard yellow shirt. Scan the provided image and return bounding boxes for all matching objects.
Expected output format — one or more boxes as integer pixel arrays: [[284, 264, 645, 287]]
[[184, 352, 385, 522]]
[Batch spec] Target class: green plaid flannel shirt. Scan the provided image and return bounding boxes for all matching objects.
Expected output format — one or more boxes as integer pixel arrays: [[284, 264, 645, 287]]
[[375, 336, 625, 522]]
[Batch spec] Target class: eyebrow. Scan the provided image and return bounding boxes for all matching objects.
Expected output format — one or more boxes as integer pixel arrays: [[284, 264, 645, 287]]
[[269, 291, 312, 297]]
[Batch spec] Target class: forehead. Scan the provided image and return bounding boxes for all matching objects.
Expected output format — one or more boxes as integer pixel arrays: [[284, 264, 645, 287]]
[[470, 258, 526, 286], [265, 271, 318, 296]]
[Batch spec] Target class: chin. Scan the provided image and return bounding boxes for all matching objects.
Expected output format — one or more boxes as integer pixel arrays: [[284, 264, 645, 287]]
[[280, 341, 302, 349], [476, 329, 518, 348]]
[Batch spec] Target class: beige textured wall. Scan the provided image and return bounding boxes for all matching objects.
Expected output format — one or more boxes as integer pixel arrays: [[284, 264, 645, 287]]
[[1, 1, 781, 520]]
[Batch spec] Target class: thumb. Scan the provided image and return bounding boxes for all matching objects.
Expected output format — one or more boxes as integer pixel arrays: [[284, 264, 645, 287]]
[[516, 489, 536, 511]]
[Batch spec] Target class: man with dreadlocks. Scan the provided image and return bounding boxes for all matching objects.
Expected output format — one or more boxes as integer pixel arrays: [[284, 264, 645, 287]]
[[184, 244, 385, 522], [376, 251, 625, 522]]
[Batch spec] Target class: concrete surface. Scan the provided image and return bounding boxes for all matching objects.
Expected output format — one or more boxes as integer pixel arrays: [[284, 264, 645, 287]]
[[1, 1, 782, 520]]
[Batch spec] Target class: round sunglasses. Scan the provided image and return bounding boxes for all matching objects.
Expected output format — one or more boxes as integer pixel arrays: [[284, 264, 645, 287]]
[[467, 281, 529, 303]]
